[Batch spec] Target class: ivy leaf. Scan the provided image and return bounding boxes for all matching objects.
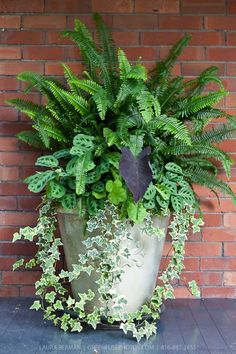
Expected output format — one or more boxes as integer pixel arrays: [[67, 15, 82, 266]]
[[71, 321, 83, 332], [105, 179, 127, 205], [119, 147, 153, 202], [54, 300, 64, 310], [12, 232, 21, 242], [12, 259, 24, 271], [45, 291, 56, 304], [127, 201, 147, 224], [30, 300, 41, 311]]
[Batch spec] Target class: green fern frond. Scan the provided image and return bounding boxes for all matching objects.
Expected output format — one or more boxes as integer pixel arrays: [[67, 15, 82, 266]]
[[147, 115, 191, 145], [71, 79, 102, 95], [178, 156, 218, 174], [93, 13, 118, 81], [168, 142, 233, 178], [149, 34, 192, 87], [16, 130, 44, 148], [47, 82, 89, 115], [192, 124, 236, 144], [176, 90, 228, 117], [185, 166, 236, 203], [62, 64, 81, 94], [118, 49, 132, 80], [136, 91, 155, 122]]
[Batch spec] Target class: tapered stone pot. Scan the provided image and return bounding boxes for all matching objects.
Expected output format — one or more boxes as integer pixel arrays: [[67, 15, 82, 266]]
[[57, 211, 169, 314]]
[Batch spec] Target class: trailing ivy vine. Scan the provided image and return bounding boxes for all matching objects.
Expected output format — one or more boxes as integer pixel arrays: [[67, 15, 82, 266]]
[[13, 200, 202, 341]]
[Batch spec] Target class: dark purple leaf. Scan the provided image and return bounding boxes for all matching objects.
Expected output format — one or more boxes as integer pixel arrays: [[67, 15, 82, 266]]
[[119, 146, 153, 202]]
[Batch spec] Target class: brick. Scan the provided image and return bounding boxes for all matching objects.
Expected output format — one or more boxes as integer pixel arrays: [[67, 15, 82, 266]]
[[46, 31, 72, 45], [122, 47, 157, 61], [201, 258, 236, 270], [0, 46, 21, 59], [113, 15, 158, 30], [0, 227, 18, 241], [0, 167, 19, 181], [0, 123, 32, 136], [0, 197, 17, 210], [141, 31, 182, 46], [207, 47, 236, 61], [200, 198, 236, 212], [226, 63, 236, 76], [201, 287, 236, 298], [45, 62, 83, 76], [185, 243, 221, 257], [0, 16, 20, 28], [221, 78, 236, 91], [205, 16, 236, 30], [224, 213, 236, 227], [223, 272, 236, 286], [0, 181, 31, 197], [160, 47, 205, 61], [0, 257, 18, 270], [193, 185, 217, 198], [1, 31, 44, 45], [135, 0, 179, 13], [92, 0, 133, 13], [0, 107, 18, 121], [0, 137, 18, 151], [190, 31, 224, 46], [66, 46, 81, 60], [160, 257, 199, 271], [202, 213, 222, 227], [112, 32, 139, 46], [159, 16, 202, 30], [67, 15, 113, 30], [0, 152, 39, 166], [227, 0, 236, 14], [226, 93, 236, 107], [18, 197, 41, 211], [20, 286, 36, 297], [174, 287, 195, 298], [2, 271, 41, 285], [227, 32, 236, 46], [202, 228, 236, 242], [0, 212, 38, 226], [0, 243, 37, 256], [45, 0, 91, 13], [224, 243, 236, 256], [0, 0, 44, 12], [22, 16, 66, 29], [182, 62, 225, 76], [0, 62, 43, 75], [0, 92, 40, 106], [180, 271, 222, 286], [0, 286, 19, 297], [182, 0, 225, 14], [0, 78, 19, 91], [23, 46, 66, 60]]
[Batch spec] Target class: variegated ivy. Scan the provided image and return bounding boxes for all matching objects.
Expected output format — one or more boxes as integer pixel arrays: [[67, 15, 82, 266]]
[[13, 200, 202, 342]]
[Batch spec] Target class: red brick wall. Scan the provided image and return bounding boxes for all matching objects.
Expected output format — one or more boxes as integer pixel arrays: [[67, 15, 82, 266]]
[[0, 0, 236, 298]]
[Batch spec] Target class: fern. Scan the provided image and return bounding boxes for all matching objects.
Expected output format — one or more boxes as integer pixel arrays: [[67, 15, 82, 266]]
[[16, 130, 44, 149], [192, 124, 236, 144], [185, 166, 236, 203], [168, 142, 233, 178], [147, 115, 191, 145], [176, 90, 228, 117]]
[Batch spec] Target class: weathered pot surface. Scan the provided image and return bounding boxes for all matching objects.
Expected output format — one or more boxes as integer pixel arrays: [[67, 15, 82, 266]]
[[57, 211, 169, 314]]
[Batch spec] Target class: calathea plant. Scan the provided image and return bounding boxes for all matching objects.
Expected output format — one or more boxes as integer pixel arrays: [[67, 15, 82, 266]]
[[9, 14, 236, 341]]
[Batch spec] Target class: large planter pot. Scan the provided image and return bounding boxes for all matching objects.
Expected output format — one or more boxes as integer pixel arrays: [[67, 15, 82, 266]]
[[57, 211, 169, 314]]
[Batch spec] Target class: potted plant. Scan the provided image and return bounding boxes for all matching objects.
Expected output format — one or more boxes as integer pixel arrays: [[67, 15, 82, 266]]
[[8, 14, 236, 341]]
